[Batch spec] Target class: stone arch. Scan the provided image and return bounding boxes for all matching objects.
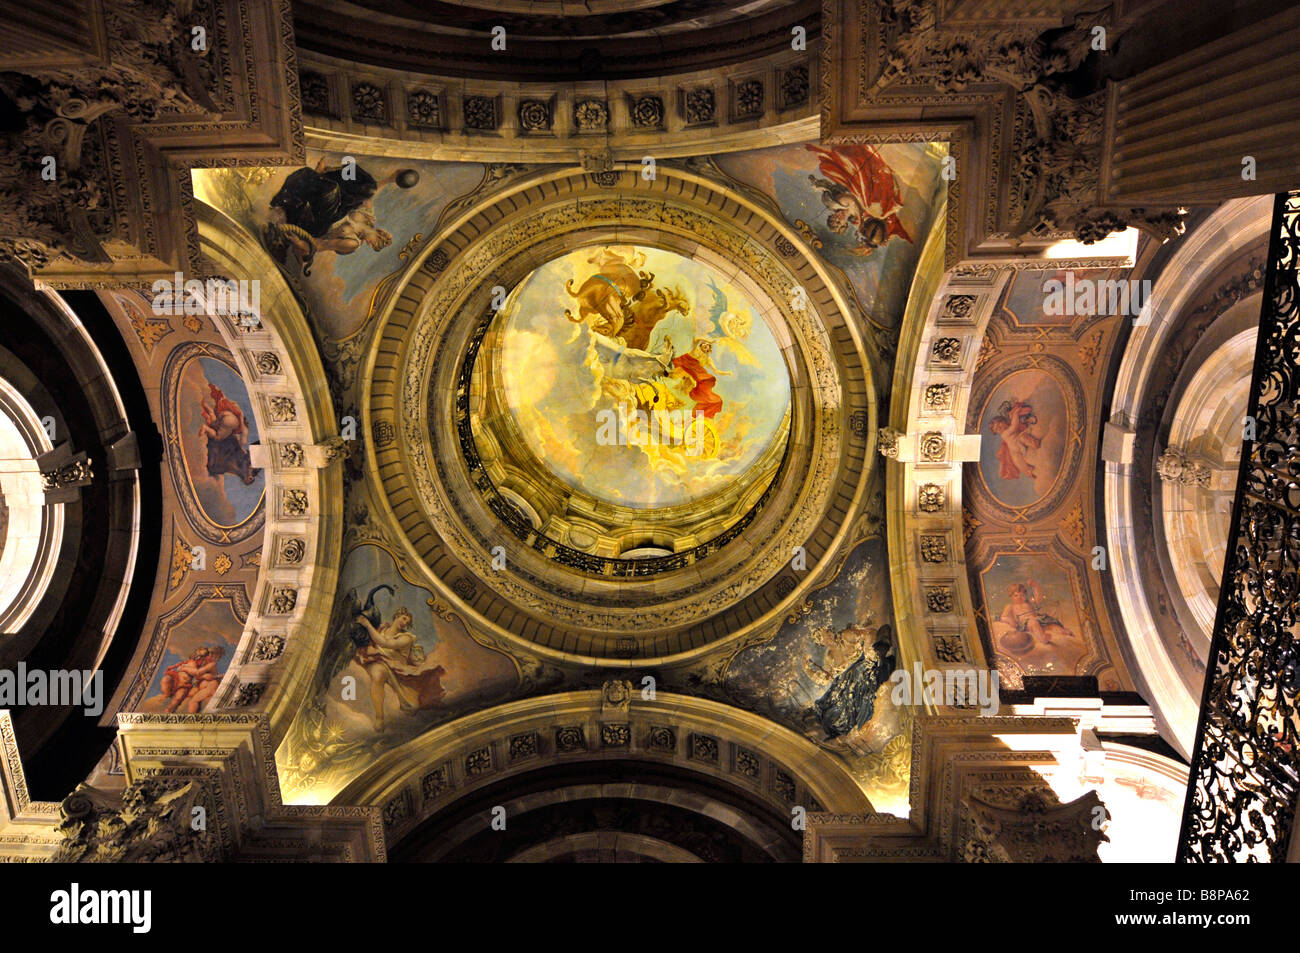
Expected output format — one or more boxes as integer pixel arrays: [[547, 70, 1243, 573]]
[[1103, 195, 1273, 758], [334, 687, 873, 853], [193, 202, 348, 746]]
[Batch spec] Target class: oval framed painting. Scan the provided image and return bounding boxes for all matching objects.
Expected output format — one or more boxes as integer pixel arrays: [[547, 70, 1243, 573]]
[[161, 342, 265, 543], [966, 356, 1085, 520]]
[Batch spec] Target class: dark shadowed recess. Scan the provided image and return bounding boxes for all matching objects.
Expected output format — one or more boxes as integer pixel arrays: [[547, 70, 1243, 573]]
[[292, 0, 819, 81], [0, 285, 163, 800], [392, 760, 803, 863]]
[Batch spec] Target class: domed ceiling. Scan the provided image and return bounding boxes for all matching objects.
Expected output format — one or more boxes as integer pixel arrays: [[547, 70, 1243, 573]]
[[471, 245, 790, 549], [178, 138, 945, 805]]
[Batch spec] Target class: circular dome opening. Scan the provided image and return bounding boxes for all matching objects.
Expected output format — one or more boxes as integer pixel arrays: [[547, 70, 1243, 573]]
[[467, 244, 791, 557]]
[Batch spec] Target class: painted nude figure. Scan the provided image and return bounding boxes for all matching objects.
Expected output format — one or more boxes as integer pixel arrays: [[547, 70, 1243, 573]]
[[990, 398, 1042, 480], [353, 607, 446, 732], [198, 382, 258, 486], [160, 646, 226, 713]]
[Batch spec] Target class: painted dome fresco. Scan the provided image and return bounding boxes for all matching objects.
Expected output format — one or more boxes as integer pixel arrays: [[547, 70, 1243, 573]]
[[470, 245, 791, 548]]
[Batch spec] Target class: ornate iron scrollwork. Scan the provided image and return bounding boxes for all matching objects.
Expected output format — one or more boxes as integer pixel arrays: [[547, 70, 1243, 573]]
[[1179, 191, 1300, 862]]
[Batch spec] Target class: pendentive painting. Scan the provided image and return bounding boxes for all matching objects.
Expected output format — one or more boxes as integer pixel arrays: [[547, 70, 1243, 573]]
[[980, 552, 1096, 682], [193, 157, 485, 340], [998, 268, 1078, 328], [725, 538, 902, 754], [279, 544, 518, 802], [161, 342, 264, 544], [136, 591, 246, 714], [714, 141, 946, 330], [976, 367, 1071, 510]]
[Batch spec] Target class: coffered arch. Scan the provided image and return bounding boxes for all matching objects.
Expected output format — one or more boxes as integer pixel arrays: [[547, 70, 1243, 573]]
[[191, 203, 348, 747], [334, 686, 873, 853], [882, 198, 1006, 692]]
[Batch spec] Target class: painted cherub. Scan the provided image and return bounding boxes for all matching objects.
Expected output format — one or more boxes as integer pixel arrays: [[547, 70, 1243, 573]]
[[160, 645, 226, 713], [990, 398, 1042, 480]]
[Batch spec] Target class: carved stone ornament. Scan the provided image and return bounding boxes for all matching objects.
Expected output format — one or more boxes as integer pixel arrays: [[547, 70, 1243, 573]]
[[918, 483, 945, 513], [919, 431, 946, 462], [268, 396, 296, 422], [601, 723, 631, 747], [252, 631, 285, 661], [601, 678, 632, 713], [406, 89, 441, 129], [41, 456, 93, 490], [574, 99, 608, 131], [279, 442, 304, 467], [920, 535, 948, 563], [878, 427, 902, 458], [580, 148, 614, 173], [555, 726, 585, 752], [923, 383, 953, 412], [961, 788, 1108, 863], [320, 435, 349, 463], [933, 634, 967, 663], [1156, 446, 1212, 488], [282, 489, 308, 516], [234, 681, 266, 706], [518, 99, 551, 132], [278, 536, 306, 564], [0, 0, 300, 281], [463, 95, 498, 130], [734, 80, 763, 118], [931, 337, 962, 364], [838, 0, 1185, 246], [941, 295, 976, 321], [54, 779, 218, 863], [684, 87, 715, 125], [351, 82, 387, 123], [630, 95, 664, 128], [269, 587, 297, 614], [925, 586, 954, 613]]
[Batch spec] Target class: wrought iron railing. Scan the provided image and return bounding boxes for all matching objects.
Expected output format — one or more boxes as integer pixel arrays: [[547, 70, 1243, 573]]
[[1178, 190, 1300, 862]]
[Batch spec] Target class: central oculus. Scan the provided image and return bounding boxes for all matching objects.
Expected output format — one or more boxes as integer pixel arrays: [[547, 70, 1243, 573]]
[[470, 245, 791, 552]]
